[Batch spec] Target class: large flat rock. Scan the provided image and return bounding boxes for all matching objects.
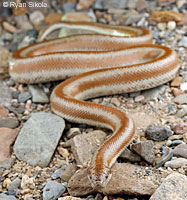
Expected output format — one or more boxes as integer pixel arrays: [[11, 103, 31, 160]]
[[14, 112, 65, 167]]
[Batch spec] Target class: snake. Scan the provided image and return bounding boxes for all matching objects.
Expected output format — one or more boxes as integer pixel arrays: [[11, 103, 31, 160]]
[[9, 21, 178, 189]]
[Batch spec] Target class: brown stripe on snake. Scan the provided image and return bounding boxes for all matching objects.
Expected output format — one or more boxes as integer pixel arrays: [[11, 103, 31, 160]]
[[9, 21, 179, 189]]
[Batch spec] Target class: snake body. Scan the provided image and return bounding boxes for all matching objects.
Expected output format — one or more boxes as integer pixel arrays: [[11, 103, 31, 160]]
[[9, 21, 178, 188]]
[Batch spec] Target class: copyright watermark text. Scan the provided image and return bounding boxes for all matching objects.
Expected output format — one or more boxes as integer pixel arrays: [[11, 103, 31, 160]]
[[2, 1, 48, 8]]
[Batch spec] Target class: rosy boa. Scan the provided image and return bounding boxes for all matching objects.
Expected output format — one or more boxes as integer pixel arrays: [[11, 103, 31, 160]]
[[9, 21, 178, 189]]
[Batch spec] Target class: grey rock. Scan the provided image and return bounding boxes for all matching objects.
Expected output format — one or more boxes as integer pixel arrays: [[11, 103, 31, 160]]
[[156, 148, 173, 168], [145, 125, 173, 141], [0, 80, 12, 107], [93, 0, 104, 9], [177, 106, 187, 118], [104, 0, 128, 9], [29, 10, 44, 26], [68, 163, 158, 196], [0, 193, 17, 200], [51, 166, 66, 180], [0, 158, 15, 169], [9, 177, 21, 191], [123, 14, 143, 25], [120, 148, 141, 162], [127, 0, 138, 8], [18, 92, 31, 103], [0, 117, 19, 128], [150, 173, 187, 200], [43, 181, 65, 200], [62, 2, 76, 12], [14, 112, 65, 167], [165, 158, 187, 168], [173, 144, 187, 159], [60, 163, 77, 182], [142, 85, 166, 101], [71, 130, 107, 166], [173, 94, 187, 104], [28, 85, 49, 103], [167, 103, 177, 115], [14, 15, 33, 30], [178, 36, 187, 47], [132, 140, 155, 164]]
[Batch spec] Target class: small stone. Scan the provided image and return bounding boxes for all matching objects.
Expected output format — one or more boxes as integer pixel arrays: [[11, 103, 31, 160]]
[[120, 148, 141, 162], [150, 173, 187, 200], [156, 148, 173, 168], [173, 94, 187, 104], [0, 128, 18, 163], [45, 13, 63, 24], [29, 10, 45, 26], [21, 174, 35, 190], [142, 85, 166, 101], [58, 147, 69, 159], [3, 22, 16, 33], [173, 123, 187, 135], [145, 125, 173, 141], [62, 12, 92, 22], [0, 117, 19, 129], [170, 76, 182, 87], [178, 36, 187, 47], [0, 193, 16, 200], [111, 97, 120, 107], [132, 140, 155, 164], [0, 158, 15, 169], [166, 140, 172, 146], [123, 14, 143, 25], [136, 0, 147, 11], [173, 144, 187, 159], [77, 0, 95, 10], [157, 22, 167, 31], [172, 88, 184, 97], [28, 85, 49, 103], [58, 196, 82, 200], [43, 181, 65, 200], [14, 112, 65, 167], [60, 163, 77, 182], [67, 128, 81, 138], [14, 15, 33, 30], [18, 92, 32, 103], [134, 95, 144, 102], [167, 103, 177, 115], [165, 157, 187, 168], [183, 132, 187, 143], [8, 177, 21, 191], [127, 0, 138, 9], [104, 0, 128, 9], [176, 107, 187, 118], [180, 82, 187, 91], [177, 0, 186, 8], [167, 21, 176, 30], [51, 166, 66, 180]]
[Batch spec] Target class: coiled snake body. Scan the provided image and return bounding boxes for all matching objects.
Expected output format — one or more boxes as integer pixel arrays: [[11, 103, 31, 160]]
[[9, 21, 178, 189]]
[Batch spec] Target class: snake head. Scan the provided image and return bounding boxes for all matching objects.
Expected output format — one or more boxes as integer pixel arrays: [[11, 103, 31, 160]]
[[87, 166, 112, 189]]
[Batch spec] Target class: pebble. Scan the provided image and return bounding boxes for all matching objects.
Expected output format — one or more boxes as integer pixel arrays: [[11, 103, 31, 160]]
[[3, 22, 17, 33], [176, 106, 187, 118], [18, 92, 32, 103], [43, 181, 65, 200], [167, 21, 176, 30], [134, 95, 145, 102], [145, 125, 173, 141], [157, 22, 167, 31], [172, 88, 184, 96], [8, 177, 21, 191], [29, 10, 45, 26], [165, 157, 187, 168], [0, 193, 16, 200], [14, 15, 33, 30], [61, 12, 92, 22], [62, 2, 76, 12], [142, 85, 166, 101], [0, 128, 18, 163], [131, 140, 155, 164], [111, 97, 121, 107], [13, 112, 65, 167], [60, 163, 77, 182], [45, 13, 63, 24], [66, 128, 81, 138], [178, 36, 187, 47], [28, 85, 49, 103], [173, 123, 187, 134], [156, 148, 173, 168], [167, 103, 177, 114], [104, 0, 128, 9], [120, 148, 141, 162], [170, 76, 182, 87], [150, 173, 187, 200], [0, 117, 19, 129], [51, 166, 67, 180], [180, 82, 187, 91], [77, 0, 95, 10], [0, 104, 9, 117], [173, 144, 187, 159], [0, 158, 15, 170]]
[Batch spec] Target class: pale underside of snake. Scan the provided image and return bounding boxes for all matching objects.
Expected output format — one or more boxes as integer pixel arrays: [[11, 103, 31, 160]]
[[9, 21, 178, 189]]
